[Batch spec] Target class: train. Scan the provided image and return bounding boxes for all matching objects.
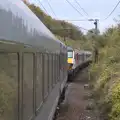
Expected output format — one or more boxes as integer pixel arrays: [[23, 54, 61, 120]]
[[0, 1, 92, 120], [67, 46, 92, 80]]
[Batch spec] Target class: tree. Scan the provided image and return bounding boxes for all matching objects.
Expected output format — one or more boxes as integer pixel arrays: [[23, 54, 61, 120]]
[[26, 3, 84, 40]]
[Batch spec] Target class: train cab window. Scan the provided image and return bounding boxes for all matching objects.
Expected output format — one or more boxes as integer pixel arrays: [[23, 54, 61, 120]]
[[67, 51, 73, 58]]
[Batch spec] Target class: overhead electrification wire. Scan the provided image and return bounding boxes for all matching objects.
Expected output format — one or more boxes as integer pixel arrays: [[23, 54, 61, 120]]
[[65, 0, 85, 17], [74, 0, 89, 16], [76, 25, 89, 31], [34, 0, 90, 32], [46, 0, 58, 18], [36, 0, 49, 14], [103, 0, 120, 20]]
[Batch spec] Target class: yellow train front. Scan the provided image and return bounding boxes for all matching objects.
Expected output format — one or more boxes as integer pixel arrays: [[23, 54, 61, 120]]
[[67, 47, 74, 76], [67, 46, 92, 80]]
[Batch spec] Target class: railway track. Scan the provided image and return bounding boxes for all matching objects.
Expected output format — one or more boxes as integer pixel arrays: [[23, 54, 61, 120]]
[[54, 67, 97, 120]]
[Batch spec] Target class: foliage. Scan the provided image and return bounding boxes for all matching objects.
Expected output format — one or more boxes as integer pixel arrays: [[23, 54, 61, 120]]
[[26, 3, 84, 40], [89, 24, 120, 120]]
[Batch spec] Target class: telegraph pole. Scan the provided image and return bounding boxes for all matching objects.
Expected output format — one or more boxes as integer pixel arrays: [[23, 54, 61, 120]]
[[61, 21, 66, 43], [93, 19, 99, 63], [94, 19, 99, 35]]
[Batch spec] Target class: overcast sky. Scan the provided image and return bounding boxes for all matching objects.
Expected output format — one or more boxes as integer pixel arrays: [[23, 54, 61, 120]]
[[29, 0, 120, 33]]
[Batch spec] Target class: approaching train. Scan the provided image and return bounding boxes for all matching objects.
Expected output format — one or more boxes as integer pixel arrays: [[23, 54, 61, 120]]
[[0, 1, 92, 120], [67, 46, 92, 79]]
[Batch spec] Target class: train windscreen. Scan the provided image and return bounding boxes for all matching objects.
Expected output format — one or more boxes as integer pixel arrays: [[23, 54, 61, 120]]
[[67, 51, 73, 58]]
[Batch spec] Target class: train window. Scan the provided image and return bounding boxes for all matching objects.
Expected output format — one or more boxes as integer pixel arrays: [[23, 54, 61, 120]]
[[82, 54, 84, 61], [51, 54, 54, 87], [43, 53, 49, 99], [63, 53, 65, 80], [57, 54, 59, 81], [55, 54, 57, 83], [49, 54, 52, 91], [0, 53, 18, 120], [79, 54, 81, 61], [62, 53, 64, 81], [58, 54, 60, 81], [56, 55, 58, 81], [23, 53, 34, 120], [47, 54, 50, 92], [53, 54, 55, 85], [36, 53, 43, 112], [54, 54, 56, 84], [67, 51, 73, 58]]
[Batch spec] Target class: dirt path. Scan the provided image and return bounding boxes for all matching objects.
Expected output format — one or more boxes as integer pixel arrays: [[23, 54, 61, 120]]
[[56, 68, 97, 120]]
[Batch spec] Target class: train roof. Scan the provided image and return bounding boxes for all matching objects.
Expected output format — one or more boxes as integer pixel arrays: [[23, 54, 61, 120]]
[[79, 50, 92, 54], [67, 46, 73, 51], [0, 0, 66, 52]]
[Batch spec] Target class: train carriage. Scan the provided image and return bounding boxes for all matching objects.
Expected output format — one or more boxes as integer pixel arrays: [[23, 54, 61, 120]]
[[67, 46, 74, 75], [67, 47, 92, 80], [0, 1, 67, 120]]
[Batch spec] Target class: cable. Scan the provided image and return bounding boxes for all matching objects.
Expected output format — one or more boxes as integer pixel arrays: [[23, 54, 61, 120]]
[[65, 0, 85, 17], [103, 0, 120, 20], [46, 0, 58, 18], [74, 0, 89, 16], [34, 0, 89, 32], [36, 0, 49, 14], [76, 25, 89, 31]]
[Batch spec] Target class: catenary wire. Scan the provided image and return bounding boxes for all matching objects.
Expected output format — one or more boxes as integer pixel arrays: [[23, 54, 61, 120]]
[[46, 0, 58, 18], [102, 0, 120, 20], [65, 0, 86, 18], [36, 0, 49, 14], [74, 0, 89, 16]]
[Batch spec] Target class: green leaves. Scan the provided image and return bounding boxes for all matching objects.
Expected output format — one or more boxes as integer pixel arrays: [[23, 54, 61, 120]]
[[89, 23, 120, 120], [27, 3, 83, 40]]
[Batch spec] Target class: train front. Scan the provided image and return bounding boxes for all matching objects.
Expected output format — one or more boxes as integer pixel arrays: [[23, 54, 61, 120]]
[[67, 47, 74, 75]]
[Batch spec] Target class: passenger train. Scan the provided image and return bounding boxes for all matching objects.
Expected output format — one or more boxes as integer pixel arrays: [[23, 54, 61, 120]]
[[0, 1, 92, 120], [67, 46, 92, 80]]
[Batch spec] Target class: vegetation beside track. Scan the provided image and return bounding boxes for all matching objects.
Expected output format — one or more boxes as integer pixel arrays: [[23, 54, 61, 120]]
[[89, 25, 120, 120]]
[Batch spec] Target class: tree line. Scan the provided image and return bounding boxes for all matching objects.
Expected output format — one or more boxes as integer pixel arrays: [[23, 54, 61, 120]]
[[24, 2, 84, 40]]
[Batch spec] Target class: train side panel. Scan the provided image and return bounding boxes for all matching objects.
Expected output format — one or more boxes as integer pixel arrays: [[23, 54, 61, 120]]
[[0, 1, 68, 120]]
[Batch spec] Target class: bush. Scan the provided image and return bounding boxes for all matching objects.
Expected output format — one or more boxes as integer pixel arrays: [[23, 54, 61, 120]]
[[89, 24, 120, 120]]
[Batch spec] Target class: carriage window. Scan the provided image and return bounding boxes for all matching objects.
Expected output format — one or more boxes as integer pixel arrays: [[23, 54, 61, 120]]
[[23, 53, 34, 120], [67, 51, 73, 58], [43, 54, 49, 98], [36, 53, 43, 111]]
